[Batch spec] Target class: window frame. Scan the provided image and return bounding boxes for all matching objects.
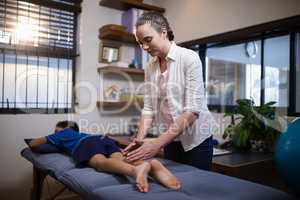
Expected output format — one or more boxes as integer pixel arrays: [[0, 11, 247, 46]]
[[288, 32, 300, 116], [0, 0, 81, 114], [180, 15, 300, 116]]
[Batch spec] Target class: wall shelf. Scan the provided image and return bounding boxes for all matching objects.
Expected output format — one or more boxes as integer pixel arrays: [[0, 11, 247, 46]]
[[99, 0, 165, 13], [98, 66, 144, 76], [97, 66, 144, 110], [96, 100, 143, 108], [99, 28, 138, 44]]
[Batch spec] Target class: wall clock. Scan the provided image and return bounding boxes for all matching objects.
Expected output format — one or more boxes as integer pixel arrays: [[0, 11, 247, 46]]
[[245, 42, 258, 58]]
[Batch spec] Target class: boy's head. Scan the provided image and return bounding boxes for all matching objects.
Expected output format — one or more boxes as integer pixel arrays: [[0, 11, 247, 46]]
[[55, 121, 79, 132]]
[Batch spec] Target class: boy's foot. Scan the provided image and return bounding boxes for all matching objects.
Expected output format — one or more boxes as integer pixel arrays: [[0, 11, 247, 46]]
[[134, 162, 151, 192], [150, 159, 181, 189]]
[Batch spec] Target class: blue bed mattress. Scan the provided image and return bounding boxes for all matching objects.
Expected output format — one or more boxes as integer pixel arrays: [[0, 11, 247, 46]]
[[21, 148, 296, 200]]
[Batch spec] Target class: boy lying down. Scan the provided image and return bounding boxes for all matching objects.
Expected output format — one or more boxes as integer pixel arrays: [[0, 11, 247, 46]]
[[29, 120, 181, 193]]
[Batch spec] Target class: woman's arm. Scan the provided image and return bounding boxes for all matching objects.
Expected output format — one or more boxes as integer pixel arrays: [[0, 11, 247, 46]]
[[155, 111, 198, 147], [157, 54, 203, 147], [29, 137, 47, 147], [122, 65, 154, 154], [136, 114, 153, 140], [125, 111, 197, 162], [122, 114, 153, 154]]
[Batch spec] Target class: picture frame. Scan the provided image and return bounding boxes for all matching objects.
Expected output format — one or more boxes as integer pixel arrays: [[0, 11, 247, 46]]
[[99, 41, 120, 63]]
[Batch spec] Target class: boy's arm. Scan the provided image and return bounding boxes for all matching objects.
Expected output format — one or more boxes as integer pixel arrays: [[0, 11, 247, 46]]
[[29, 137, 47, 147]]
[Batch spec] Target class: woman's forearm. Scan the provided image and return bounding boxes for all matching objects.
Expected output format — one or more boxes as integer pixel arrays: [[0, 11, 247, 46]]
[[136, 114, 153, 140], [156, 112, 198, 148]]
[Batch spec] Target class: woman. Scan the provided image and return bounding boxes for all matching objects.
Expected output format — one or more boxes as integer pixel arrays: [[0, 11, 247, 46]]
[[123, 11, 218, 170]]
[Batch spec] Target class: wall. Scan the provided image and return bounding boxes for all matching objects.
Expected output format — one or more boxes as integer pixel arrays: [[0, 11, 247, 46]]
[[153, 0, 300, 43]]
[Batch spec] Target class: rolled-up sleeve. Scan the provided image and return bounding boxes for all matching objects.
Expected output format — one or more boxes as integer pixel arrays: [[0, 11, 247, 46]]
[[183, 54, 206, 115]]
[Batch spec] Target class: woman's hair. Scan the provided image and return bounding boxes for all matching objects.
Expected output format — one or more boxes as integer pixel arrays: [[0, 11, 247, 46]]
[[136, 11, 174, 41], [56, 120, 79, 132]]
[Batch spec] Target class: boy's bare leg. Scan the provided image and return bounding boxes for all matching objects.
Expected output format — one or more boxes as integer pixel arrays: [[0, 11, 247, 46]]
[[110, 152, 151, 192], [88, 153, 150, 192], [149, 159, 181, 189], [109, 154, 180, 190]]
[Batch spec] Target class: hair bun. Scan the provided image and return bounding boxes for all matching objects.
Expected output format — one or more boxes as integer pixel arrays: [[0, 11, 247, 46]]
[[167, 30, 174, 41]]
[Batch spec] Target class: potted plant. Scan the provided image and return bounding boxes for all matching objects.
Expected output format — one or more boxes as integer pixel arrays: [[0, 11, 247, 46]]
[[223, 99, 281, 152]]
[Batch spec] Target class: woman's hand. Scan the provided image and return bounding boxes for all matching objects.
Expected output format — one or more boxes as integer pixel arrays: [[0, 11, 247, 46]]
[[124, 138, 162, 162], [122, 138, 143, 156]]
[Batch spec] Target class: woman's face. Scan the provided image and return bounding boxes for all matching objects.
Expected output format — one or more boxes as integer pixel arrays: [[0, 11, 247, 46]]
[[135, 23, 168, 57]]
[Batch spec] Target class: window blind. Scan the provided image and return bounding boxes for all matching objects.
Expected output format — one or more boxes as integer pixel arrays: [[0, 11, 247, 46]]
[[0, 0, 81, 113]]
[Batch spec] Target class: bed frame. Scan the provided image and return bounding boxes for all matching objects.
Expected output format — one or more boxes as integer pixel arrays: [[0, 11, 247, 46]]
[[31, 167, 70, 200], [22, 148, 296, 200]]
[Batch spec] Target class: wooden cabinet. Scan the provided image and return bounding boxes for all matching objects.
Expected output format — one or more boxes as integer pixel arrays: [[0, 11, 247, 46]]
[[212, 152, 290, 192]]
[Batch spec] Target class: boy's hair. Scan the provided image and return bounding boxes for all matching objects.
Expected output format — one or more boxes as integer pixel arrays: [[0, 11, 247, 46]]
[[56, 121, 79, 132]]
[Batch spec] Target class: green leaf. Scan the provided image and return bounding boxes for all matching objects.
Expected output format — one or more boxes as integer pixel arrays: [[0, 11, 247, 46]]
[[264, 101, 277, 106], [224, 112, 234, 118], [223, 98, 279, 151], [223, 125, 234, 139]]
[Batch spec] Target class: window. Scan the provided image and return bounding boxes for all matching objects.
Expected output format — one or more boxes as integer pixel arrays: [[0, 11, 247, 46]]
[[205, 35, 290, 109], [206, 41, 261, 106], [180, 15, 300, 115], [264, 35, 290, 107], [0, 0, 81, 113]]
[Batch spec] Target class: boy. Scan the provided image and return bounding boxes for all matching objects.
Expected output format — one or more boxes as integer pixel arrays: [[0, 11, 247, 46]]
[[29, 121, 180, 193]]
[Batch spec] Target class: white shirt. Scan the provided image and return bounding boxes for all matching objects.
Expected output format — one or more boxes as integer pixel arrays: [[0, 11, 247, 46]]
[[157, 69, 174, 133], [142, 42, 219, 151]]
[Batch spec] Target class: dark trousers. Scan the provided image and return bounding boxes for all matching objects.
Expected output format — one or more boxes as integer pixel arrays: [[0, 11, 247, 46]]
[[164, 136, 213, 170]]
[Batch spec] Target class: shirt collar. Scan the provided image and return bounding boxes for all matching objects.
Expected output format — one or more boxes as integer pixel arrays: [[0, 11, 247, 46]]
[[166, 42, 177, 61], [152, 42, 177, 63]]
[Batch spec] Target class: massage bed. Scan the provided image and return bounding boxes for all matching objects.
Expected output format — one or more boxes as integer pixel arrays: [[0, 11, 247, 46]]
[[21, 147, 296, 200]]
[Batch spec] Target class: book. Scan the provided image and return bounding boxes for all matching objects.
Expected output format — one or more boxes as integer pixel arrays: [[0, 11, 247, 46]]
[[134, 47, 150, 69], [213, 148, 232, 156], [121, 8, 143, 33]]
